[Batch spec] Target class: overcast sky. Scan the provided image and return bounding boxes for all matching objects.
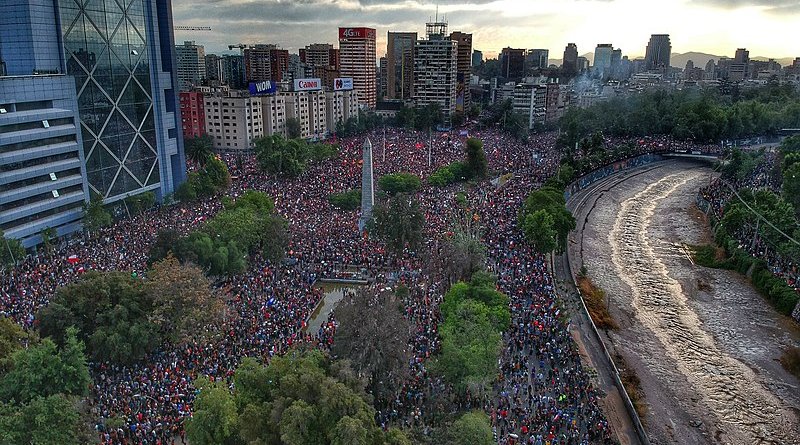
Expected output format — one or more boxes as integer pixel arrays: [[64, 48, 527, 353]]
[[172, 0, 800, 60]]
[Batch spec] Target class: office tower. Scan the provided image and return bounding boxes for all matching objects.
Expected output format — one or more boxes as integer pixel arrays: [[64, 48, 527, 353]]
[[1, 0, 186, 205], [205, 54, 222, 83], [450, 31, 472, 112], [527, 49, 549, 70], [379, 57, 388, 98], [179, 91, 205, 139], [577, 57, 589, 72], [472, 50, 483, 68], [593, 44, 613, 78], [299, 43, 340, 89], [563, 43, 578, 74], [339, 27, 377, 108], [413, 21, 458, 126], [645, 34, 671, 71], [0, 75, 88, 247], [244, 44, 288, 83], [176, 41, 205, 91], [500, 48, 525, 80], [734, 48, 750, 64], [704, 59, 717, 80], [221, 54, 246, 89], [386, 32, 417, 100]]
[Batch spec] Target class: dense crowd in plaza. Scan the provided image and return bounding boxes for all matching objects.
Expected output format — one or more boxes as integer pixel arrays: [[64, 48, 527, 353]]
[[1, 125, 737, 444]]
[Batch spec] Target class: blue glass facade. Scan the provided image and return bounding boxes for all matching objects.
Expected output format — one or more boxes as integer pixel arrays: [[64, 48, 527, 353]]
[[58, 0, 184, 201]]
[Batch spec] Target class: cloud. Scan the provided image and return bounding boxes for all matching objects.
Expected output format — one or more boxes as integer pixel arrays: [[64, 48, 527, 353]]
[[694, 0, 800, 13]]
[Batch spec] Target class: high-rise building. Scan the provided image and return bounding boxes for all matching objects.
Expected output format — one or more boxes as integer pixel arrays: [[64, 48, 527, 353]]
[[203, 91, 264, 151], [299, 43, 340, 89], [243, 44, 289, 83], [645, 34, 671, 71], [472, 50, 483, 68], [704, 59, 717, 80], [450, 31, 472, 112], [0, 75, 88, 247], [563, 43, 579, 74], [413, 21, 458, 126], [270, 48, 290, 82], [593, 44, 614, 78], [1, 0, 186, 205], [339, 27, 377, 108], [379, 57, 388, 99], [179, 91, 206, 139], [527, 49, 549, 70], [176, 41, 205, 91], [386, 32, 417, 100], [205, 54, 222, 83], [500, 48, 525, 80], [326, 88, 360, 132], [221, 55, 246, 89]]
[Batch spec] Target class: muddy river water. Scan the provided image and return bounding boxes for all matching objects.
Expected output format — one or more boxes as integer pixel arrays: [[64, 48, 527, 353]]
[[577, 162, 800, 445]]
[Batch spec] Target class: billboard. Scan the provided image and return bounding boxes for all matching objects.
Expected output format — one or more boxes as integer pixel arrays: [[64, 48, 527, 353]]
[[249, 80, 276, 96], [293, 78, 322, 91], [333, 78, 354, 91], [338, 27, 376, 40]]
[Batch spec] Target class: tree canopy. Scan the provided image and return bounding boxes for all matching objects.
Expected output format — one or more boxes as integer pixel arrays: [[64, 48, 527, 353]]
[[378, 173, 422, 195], [370, 194, 425, 254], [0, 229, 25, 267], [519, 187, 576, 254], [185, 349, 410, 445], [255, 134, 338, 178]]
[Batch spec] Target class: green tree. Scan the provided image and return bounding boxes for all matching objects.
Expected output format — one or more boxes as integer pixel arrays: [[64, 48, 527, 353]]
[[82, 194, 112, 233], [37, 272, 159, 364], [0, 328, 89, 403], [185, 379, 240, 445], [0, 229, 25, 267], [286, 117, 303, 139], [329, 189, 361, 211], [783, 162, 800, 215], [519, 187, 576, 253], [435, 299, 502, 394], [185, 134, 214, 166], [440, 272, 510, 332], [0, 395, 83, 445], [145, 256, 223, 342], [378, 172, 422, 195], [446, 411, 493, 445], [148, 229, 182, 264], [371, 194, 425, 254], [255, 134, 308, 177], [0, 317, 33, 374], [40, 227, 56, 255], [124, 191, 156, 216], [522, 209, 558, 254], [465, 138, 488, 179]]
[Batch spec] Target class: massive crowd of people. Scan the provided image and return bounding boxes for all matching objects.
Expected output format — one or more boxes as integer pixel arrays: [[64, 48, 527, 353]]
[[1, 124, 742, 444]]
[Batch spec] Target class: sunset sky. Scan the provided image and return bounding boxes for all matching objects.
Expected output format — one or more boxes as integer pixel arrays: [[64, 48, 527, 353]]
[[172, 0, 800, 61]]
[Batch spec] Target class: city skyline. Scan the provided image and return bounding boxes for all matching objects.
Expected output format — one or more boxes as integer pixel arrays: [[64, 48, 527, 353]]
[[172, 0, 799, 60]]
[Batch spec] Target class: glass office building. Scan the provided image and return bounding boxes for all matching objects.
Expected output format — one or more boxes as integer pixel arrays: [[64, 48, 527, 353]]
[[1, 0, 185, 205]]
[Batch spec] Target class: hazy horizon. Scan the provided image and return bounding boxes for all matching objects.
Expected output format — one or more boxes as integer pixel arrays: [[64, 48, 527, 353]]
[[172, 0, 799, 60]]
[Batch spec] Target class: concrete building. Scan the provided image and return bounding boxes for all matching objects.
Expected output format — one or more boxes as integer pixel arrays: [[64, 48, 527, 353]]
[[645, 34, 671, 71], [1, 0, 186, 206], [244, 44, 290, 83], [179, 91, 206, 139], [472, 50, 483, 68], [325, 88, 360, 132], [339, 27, 377, 108], [527, 49, 549, 70], [413, 21, 458, 126], [0, 75, 89, 247], [299, 43, 340, 89], [512, 82, 547, 129], [284, 90, 328, 140], [562, 43, 579, 74], [203, 92, 264, 151], [176, 41, 205, 91], [450, 31, 472, 112], [259, 94, 287, 137], [593, 44, 614, 79], [500, 47, 526, 80], [221, 54, 246, 89], [386, 32, 417, 100], [205, 54, 222, 84]]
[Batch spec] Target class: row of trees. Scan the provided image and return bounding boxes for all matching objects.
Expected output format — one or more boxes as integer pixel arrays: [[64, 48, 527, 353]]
[[780, 136, 800, 215], [186, 349, 411, 445], [255, 134, 338, 178], [150, 191, 288, 275], [558, 85, 800, 148]]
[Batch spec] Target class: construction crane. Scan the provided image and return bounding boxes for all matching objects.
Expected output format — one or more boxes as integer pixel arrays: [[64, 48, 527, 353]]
[[228, 44, 247, 55], [175, 26, 212, 31]]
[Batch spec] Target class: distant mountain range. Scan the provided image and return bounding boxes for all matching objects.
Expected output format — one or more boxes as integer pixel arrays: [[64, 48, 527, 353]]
[[545, 52, 795, 69]]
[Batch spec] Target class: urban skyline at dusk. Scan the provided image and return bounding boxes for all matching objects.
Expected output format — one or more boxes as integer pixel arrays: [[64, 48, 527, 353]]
[[173, 0, 799, 60]]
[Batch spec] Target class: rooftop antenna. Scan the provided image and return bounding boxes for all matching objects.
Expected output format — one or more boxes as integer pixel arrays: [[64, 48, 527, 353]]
[[435, 4, 439, 22]]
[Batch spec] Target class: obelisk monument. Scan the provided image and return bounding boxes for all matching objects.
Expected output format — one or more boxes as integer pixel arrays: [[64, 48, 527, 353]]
[[358, 137, 375, 232]]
